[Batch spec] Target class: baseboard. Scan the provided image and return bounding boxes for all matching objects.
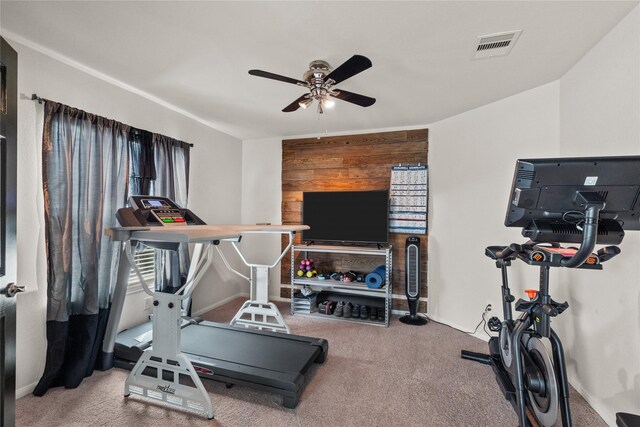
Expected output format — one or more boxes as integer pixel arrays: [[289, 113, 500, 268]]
[[193, 292, 249, 316], [391, 294, 428, 302], [565, 375, 615, 426], [391, 309, 429, 317], [426, 314, 492, 342], [16, 381, 38, 399]]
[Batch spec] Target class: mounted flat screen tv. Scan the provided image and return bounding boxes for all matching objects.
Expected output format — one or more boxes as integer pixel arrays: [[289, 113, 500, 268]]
[[302, 190, 389, 244]]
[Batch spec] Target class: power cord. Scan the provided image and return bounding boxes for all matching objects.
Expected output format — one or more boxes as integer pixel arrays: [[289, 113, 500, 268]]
[[414, 313, 429, 321], [471, 304, 496, 338], [482, 312, 492, 336], [428, 304, 497, 337], [562, 211, 586, 230], [399, 312, 430, 322], [470, 311, 486, 335]]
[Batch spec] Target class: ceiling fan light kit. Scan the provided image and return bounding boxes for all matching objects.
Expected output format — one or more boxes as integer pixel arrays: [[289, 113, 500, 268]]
[[298, 96, 313, 109], [249, 55, 376, 114]]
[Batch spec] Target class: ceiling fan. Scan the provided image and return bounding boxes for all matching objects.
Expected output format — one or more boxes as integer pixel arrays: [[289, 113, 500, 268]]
[[248, 55, 376, 114]]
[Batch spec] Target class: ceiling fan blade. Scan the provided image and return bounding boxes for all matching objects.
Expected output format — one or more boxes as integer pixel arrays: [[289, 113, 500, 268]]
[[282, 94, 310, 112], [249, 69, 308, 86], [330, 89, 376, 107], [325, 55, 372, 85]]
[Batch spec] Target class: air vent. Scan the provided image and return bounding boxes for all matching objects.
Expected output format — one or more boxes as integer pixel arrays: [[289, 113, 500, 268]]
[[550, 223, 582, 235], [597, 190, 609, 200], [550, 222, 612, 236], [474, 30, 522, 59], [517, 169, 536, 182]]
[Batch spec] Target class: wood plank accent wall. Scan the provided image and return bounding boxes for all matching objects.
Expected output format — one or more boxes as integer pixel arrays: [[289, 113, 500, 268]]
[[280, 129, 429, 313]]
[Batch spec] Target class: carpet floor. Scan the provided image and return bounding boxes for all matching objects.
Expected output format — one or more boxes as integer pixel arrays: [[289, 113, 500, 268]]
[[16, 298, 606, 426]]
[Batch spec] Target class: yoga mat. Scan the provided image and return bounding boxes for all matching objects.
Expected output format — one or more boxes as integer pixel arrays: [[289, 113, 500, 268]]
[[366, 265, 386, 289]]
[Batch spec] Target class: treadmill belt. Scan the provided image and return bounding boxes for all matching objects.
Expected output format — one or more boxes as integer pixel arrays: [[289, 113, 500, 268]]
[[181, 323, 318, 373]]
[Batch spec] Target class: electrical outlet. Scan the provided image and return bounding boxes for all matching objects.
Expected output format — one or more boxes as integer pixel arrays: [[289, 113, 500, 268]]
[[144, 296, 152, 310]]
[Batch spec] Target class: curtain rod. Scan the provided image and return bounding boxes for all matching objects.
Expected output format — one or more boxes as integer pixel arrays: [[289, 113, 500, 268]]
[[31, 93, 46, 104], [30, 93, 194, 148]]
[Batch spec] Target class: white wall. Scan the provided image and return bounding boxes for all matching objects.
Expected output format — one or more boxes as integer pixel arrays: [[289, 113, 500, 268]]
[[239, 138, 284, 299], [9, 37, 244, 396], [557, 5, 640, 422], [187, 133, 245, 316], [427, 82, 560, 330]]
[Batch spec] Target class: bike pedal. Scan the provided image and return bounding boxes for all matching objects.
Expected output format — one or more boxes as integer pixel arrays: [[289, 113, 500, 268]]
[[488, 316, 502, 332]]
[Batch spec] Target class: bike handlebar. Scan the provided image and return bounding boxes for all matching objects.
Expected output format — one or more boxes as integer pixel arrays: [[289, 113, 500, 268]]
[[490, 193, 610, 268], [560, 203, 602, 268], [496, 243, 522, 260]]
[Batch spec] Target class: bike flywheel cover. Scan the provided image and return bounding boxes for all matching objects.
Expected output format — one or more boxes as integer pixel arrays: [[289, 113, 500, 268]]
[[499, 324, 515, 375], [526, 337, 559, 427]]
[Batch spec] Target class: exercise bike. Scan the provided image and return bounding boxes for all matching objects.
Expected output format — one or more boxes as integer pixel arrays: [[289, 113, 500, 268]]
[[462, 155, 640, 427], [464, 238, 619, 426]]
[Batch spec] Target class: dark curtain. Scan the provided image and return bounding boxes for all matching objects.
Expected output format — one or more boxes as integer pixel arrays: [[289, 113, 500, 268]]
[[34, 101, 129, 395], [129, 129, 155, 196], [150, 134, 191, 293]]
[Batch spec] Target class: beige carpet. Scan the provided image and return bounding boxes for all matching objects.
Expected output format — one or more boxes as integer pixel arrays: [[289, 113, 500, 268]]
[[16, 298, 606, 426]]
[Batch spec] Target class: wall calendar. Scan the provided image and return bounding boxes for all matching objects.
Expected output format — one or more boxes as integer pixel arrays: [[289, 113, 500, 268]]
[[389, 165, 427, 234]]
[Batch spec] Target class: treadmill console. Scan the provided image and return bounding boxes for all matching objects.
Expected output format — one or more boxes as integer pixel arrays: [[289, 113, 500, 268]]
[[116, 195, 206, 227], [132, 196, 186, 226]]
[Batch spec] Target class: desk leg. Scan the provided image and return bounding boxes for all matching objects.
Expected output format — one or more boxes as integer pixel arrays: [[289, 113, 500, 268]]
[[230, 265, 290, 334]]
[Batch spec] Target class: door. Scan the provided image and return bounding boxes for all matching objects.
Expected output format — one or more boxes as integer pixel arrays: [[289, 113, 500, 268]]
[[0, 36, 20, 427]]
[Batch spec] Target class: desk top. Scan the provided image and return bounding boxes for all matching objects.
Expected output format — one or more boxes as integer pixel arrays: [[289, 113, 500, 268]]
[[217, 224, 309, 233], [105, 224, 309, 243]]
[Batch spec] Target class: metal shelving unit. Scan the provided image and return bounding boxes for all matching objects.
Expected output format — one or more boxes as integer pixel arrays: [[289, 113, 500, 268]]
[[291, 244, 392, 327]]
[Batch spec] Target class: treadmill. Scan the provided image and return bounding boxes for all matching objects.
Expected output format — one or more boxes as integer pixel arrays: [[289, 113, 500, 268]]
[[99, 196, 328, 417], [113, 319, 326, 408]]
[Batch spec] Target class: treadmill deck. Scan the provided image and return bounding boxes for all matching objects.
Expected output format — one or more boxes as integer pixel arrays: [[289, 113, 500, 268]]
[[114, 319, 328, 408]]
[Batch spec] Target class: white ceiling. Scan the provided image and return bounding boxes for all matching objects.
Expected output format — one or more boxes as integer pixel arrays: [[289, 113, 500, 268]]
[[2, 1, 637, 140]]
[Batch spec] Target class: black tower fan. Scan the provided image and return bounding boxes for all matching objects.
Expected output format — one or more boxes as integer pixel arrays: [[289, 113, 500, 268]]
[[399, 236, 428, 325]]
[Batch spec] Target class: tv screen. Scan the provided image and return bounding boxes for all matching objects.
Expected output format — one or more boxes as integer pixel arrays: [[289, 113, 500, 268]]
[[302, 190, 389, 244], [505, 156, 640, 231]]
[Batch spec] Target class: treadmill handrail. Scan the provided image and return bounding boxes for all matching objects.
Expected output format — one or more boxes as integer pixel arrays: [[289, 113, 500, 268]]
[[213, 230, 297, 283], [215, 245, 250, 282], [229, 229, 299, 269], [126, 240, 215, 299]]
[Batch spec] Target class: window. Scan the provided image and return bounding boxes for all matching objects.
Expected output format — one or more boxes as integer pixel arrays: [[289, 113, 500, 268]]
[[127, 246, 156, 293]]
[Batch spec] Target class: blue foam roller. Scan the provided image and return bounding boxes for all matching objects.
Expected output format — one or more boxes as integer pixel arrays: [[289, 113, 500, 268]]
[[366, 265, 386, 289]]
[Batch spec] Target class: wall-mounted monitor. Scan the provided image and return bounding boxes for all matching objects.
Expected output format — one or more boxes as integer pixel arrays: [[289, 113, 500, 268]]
[[505, 156, 640, 233]]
